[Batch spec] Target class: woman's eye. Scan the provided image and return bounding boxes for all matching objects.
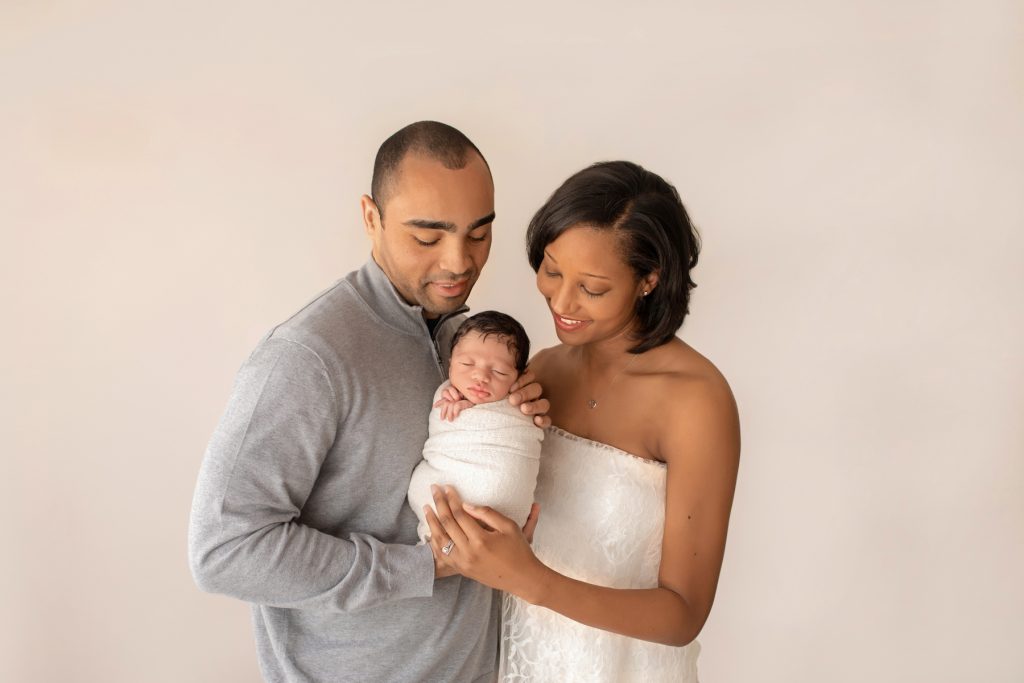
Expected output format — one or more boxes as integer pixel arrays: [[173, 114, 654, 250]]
[[545, 269, 560, 278], [582, 286, 606, 298]]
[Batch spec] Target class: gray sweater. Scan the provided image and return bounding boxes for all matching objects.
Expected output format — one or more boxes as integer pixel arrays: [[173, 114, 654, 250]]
[[188, 259, 498, 683]]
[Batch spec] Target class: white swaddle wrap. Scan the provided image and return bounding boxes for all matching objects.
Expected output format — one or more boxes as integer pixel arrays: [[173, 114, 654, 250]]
[[408, 381, 544, 543]]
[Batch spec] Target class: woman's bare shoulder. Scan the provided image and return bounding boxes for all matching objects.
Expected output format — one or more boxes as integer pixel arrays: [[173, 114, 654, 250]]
[[651, 340, 739, 444], [527, 344, 571, 382], [653, 339, 731, 394]]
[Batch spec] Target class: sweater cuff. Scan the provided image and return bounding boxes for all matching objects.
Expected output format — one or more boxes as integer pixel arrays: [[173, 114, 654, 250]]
[[384, 542, 436, 600]]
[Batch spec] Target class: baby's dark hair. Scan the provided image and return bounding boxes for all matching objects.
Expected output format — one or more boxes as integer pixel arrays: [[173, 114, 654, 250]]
[[449, 311, 530, 373]]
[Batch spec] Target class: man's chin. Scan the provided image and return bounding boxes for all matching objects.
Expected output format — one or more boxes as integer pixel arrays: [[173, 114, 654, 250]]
[[421, 294, 470, 318]]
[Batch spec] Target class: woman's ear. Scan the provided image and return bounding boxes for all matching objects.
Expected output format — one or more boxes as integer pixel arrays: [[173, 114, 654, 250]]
[[641, 272, 660, 297]]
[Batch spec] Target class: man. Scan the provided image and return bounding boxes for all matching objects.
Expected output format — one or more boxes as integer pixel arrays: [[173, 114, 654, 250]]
[[189, 121, 548, 682]]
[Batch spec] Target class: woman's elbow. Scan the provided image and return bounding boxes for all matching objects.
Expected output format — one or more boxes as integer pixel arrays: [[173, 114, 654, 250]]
[[662, 626, 702, 648]]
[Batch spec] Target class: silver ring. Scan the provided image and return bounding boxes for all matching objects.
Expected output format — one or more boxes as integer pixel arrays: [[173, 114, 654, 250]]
[[441, 539, 455, 556]]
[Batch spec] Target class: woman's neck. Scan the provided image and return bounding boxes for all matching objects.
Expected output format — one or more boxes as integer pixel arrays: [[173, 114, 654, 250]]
[[575, 329, 639, 376]]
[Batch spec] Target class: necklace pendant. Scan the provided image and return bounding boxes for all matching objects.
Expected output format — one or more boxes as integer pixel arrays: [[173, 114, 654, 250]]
[[587, 399, 598, 409]]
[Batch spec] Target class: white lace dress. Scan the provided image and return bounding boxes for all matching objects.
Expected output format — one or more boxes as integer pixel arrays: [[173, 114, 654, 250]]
[[499, 426, 700, 682]]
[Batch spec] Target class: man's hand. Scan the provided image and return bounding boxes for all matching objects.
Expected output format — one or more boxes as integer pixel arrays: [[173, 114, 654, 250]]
[[507, 368, 551, 428]]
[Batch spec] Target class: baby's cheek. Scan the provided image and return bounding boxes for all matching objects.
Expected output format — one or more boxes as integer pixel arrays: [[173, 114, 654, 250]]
[[498, 377, 518, 399]]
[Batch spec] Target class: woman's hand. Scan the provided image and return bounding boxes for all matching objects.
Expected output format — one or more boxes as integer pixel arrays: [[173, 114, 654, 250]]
[[424, 485, 548, 601], [508, 368, 552, 428]]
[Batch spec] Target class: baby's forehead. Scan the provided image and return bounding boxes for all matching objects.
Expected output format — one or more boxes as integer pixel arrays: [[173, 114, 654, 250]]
[[453, 331, 516, 359]]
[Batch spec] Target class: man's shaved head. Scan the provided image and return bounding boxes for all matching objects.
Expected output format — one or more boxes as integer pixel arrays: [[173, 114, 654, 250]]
[[371, 121, 490, 216]]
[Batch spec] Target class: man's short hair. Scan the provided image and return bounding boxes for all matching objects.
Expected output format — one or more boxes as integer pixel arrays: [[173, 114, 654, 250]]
[[371, 121, 489, 217], [449, 311, 531, 374]]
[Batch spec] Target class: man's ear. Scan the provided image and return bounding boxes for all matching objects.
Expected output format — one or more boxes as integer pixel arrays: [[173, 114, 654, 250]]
[[360, 195, 382, 236]]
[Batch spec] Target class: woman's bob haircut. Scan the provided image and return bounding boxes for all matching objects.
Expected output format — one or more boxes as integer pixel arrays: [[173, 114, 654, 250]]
[[526, 160, 701, 354]]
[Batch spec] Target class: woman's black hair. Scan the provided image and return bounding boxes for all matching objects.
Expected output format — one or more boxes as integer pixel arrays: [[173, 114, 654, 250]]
[[450, 310, 531, 373], [526, 161, 700, 354]]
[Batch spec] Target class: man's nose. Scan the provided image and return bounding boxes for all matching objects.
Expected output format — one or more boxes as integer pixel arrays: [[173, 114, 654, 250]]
[[439, 239, 471, 276]]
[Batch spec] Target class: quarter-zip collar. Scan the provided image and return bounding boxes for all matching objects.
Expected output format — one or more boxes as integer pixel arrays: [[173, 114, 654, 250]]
[[350, 256, 469, 339]]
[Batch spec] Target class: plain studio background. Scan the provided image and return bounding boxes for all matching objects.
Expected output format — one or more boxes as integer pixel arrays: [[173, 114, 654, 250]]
[[2, 2, 1022, 681]]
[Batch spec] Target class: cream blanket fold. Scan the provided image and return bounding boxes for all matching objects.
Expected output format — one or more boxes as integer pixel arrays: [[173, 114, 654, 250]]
[[408, 381, 544, 543]]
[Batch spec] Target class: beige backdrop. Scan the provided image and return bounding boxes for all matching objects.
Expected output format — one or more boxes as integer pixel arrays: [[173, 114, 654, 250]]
[[3, 2, 1022, 681]]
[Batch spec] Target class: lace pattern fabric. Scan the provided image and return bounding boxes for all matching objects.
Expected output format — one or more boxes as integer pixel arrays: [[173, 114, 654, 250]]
[[500, 427, 700, 682]]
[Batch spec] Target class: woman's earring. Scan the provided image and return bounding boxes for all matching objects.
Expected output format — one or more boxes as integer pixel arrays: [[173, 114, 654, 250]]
[[642, 290, 650, 297]]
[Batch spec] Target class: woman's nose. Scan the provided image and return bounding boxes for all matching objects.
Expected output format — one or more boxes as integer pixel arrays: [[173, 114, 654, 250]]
[[550, 282, 574, 314]]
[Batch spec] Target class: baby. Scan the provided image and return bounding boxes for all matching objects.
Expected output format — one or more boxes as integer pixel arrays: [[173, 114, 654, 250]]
[[408, 311, 544, 543]]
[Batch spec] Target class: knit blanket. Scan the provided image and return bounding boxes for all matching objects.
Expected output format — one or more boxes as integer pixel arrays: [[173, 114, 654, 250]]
[[408, 381, 544, 543]]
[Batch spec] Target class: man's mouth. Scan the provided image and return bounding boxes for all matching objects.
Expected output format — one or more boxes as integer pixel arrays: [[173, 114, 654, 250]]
[[431, 280, 469, 297]]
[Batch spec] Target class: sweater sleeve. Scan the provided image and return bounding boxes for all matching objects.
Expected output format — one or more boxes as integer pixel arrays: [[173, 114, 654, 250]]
[[188, 336, 435, 611]]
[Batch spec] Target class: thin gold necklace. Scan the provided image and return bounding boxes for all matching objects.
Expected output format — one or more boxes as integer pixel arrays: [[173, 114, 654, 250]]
[[586, 352, 641, 409]]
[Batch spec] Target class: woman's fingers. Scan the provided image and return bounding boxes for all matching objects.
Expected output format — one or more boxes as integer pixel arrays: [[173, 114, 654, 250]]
[[423, 506, 448, 552], [461, 501, 519, 535], [522, 503, 540, 543], [508, 368, 535, 397], [423, 506, 458, 578], [444, 486, 492, 540], [431, 485, 470, 547]]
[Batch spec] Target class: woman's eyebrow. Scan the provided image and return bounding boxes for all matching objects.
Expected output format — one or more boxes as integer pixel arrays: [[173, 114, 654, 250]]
[[544, 250, 609, 280]]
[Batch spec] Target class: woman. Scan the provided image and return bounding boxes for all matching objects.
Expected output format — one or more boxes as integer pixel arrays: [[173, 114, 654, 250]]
[[425, 160, 740, 681]]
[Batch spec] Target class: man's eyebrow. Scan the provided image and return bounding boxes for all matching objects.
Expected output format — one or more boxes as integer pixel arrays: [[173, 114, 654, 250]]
[[404, 219, 456, 231], [468, 212, 496, 230], [543, 250, 609, 280], [403, 211, 496, 233]]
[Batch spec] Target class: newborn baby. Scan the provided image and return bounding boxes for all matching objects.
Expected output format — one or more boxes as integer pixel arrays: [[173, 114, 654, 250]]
[[408, 311, 544, 543]]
